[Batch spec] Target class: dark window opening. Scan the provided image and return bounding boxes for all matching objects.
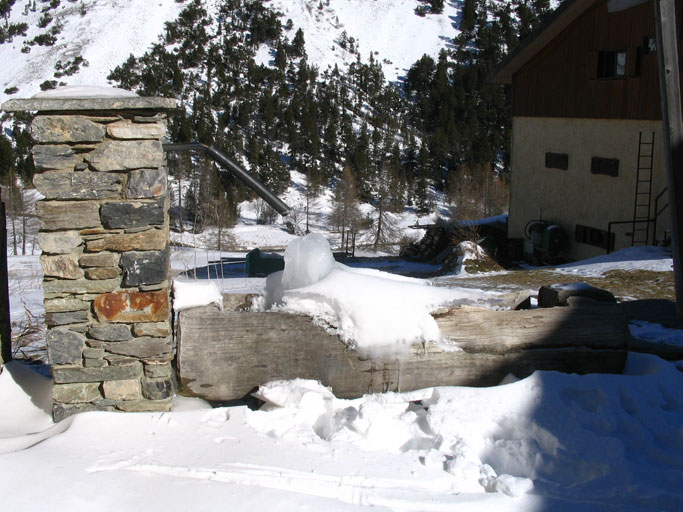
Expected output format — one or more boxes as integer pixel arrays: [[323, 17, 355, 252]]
[[575, 224, 614, 251], [597, 50, 627, 78], [643, 36, 657, 55], [591, 157, 619, 177], [545, 152, 569, 170]]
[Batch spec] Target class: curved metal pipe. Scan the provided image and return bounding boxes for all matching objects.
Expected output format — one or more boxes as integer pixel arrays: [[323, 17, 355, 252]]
[[163, 142, 291, 217]]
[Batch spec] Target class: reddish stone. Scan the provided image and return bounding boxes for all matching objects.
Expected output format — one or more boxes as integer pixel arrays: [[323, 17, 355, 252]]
[[94, 290, 169, 323]]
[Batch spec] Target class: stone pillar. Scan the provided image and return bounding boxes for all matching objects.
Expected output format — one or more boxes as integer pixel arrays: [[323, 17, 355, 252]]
[[2, 96, 177, 421]]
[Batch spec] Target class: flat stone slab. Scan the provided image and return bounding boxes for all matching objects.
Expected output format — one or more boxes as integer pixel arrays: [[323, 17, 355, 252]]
[[1, 97, 177, 112]]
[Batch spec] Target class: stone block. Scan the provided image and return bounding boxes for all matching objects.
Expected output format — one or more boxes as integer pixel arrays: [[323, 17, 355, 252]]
[[106, 119, 166, 140], [37, 201, 101, 230], [144, 361, 173, 378], [43, 278, 119, 295], [100, 337, 172, 358], [40, 254, 83, 280], [34, 171, 122, 200], [53, 403, 106, 422], [88, 323, 133, 342], [85, 229, 167, 252], [141, 376, 175, 400], [45, 310, 88, 327], [102, 379, 141, 401], [52, 361, 143, 384], [47, 329, 86, 365], [38, 231, 82, 254], [126, 168, 167, 198], [84, 358, 108, 368], [44, 297, 90, 313], [116, 398, 172, 413], [85, 140, 164, 172], [120, 248, 169, 287], [93, 290, 170, 323], [52, 383, 102, 404], [79, 252, 120, 268], [82, 347, 106, 358], [33, 145, 81, 170], [134, 322, 171, 337], [84, 267, 121, 280], [31, 115, 106, 143], [100, 199, 165, 229]]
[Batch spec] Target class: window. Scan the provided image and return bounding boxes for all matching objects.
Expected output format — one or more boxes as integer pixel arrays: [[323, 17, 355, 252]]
[[597, 50, 627, 78], [545, 152, 569, 170], [591, 157, 619, 176], [643, 36, 657, 55], [575, 224, 614, 251]]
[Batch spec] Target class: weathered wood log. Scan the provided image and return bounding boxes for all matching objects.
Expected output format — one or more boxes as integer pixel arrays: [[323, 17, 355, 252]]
[[177, 297, 629, 402]]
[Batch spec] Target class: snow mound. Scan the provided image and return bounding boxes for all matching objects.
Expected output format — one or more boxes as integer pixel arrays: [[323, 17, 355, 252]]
[[172, 279, 223, 312], [259, 234, 488, 352]]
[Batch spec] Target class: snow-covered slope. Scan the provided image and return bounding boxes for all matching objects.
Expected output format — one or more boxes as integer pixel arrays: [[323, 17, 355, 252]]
[[1, 0, 462, 107], [262, 0, 460, 82], [0, 0, 186, 104]]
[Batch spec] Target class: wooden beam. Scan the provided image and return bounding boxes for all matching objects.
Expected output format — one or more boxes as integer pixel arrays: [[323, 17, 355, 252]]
[[177, 300, 628, 402], [654, 0, 683, 319]]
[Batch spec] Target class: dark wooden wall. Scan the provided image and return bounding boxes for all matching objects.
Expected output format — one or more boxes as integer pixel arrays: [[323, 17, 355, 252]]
[[513, 0, 683, 120]]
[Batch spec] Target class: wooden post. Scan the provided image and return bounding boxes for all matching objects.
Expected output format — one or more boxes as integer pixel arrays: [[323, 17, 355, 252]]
[[0, 192, 11, 365], [654, 0, 683, 319]]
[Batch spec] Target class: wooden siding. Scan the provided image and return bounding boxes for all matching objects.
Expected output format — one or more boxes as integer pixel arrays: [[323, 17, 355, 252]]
[[512, 0, 683, 120]]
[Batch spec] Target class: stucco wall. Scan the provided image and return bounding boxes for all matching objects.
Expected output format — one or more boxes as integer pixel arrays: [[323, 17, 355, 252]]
[[508, 117, 669, 261]]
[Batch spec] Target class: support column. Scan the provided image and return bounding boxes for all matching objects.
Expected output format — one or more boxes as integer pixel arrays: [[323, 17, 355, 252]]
[[2, 96, 177, 421]]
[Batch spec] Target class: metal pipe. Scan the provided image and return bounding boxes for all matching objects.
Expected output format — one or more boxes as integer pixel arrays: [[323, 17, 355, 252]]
[[163, 142, 291, 217]]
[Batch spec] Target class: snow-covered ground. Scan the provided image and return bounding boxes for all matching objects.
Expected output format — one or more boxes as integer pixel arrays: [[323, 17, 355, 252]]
[[2, 222, 683, 510]]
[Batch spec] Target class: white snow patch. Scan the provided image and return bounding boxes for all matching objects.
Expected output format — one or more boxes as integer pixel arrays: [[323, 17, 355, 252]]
[[32, 85, 137, 98], [172, 279, 223, 312]]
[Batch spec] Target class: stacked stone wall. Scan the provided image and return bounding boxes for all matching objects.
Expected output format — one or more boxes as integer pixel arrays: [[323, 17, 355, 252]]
[[2, 97, 177, 421]]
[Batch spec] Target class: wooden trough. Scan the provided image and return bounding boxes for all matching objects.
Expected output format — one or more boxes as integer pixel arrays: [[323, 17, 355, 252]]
[[176, 294, 629, 401]]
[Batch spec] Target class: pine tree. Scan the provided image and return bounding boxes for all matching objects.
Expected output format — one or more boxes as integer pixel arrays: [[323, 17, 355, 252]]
[[330, 166, 362, 250]]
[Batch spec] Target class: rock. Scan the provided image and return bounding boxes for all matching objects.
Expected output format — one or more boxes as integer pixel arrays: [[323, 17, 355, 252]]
[[144, 361, 173, 378], [116, 398, 172, 413], [141, 376, 175, 400], [53, 403, 105, 422], [133, 322, 171, 337], [82, 347, 106, 359], [84, 267, 121, 280], [126, 168, 167, 198], [93, 289, 170, 323], [44, 297, 90, 313], [52, 383, 102, 404], [38, 231, 82, 254], [43, 278, 119, 295], [34, 171, 122, 200], [79, 252, 119, 268], [33, 145, 81, 170], [40, 254, 83, 280], [47, 328, 86, 365], [538, 283, 617, 308], [31, 115, 106, 143], [88, 323, 133, 342], [37, 201, 101, 230], [45, 310, 89, 327], [106, 119, 166, 140], [102, 379, 141, 401], [85, 228, 167, 252], [83, 358, 108, 368], [85, 140, 164, 172], [99, 338, 172, 358], [100, 199, 165, 229], [120, 248, 169, 286], [52, 361, 143, 384]]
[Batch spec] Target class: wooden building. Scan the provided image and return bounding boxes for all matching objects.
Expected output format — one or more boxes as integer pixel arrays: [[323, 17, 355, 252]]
[[492, 0, 682, 260]]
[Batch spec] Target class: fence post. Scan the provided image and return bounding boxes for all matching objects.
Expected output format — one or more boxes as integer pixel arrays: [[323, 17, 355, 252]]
[[0, 191, 11, 366]]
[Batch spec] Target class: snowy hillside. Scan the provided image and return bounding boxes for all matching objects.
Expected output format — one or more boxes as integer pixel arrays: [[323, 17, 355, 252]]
[[258, 0, 460, 82], [0, 0, 464, 105], [0, 0, 186, 104]]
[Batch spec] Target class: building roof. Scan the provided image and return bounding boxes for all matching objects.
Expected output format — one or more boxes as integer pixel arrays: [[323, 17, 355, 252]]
[[491, 0, 599, 84]]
